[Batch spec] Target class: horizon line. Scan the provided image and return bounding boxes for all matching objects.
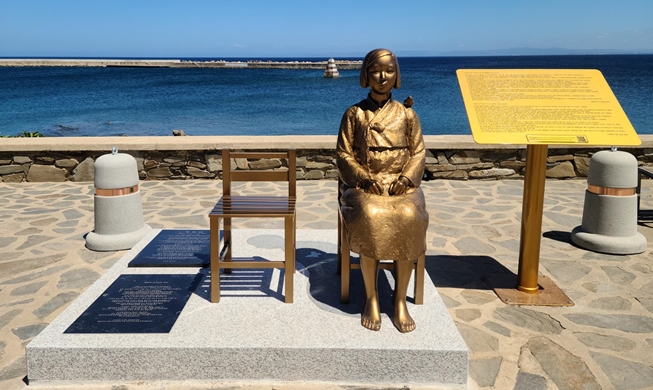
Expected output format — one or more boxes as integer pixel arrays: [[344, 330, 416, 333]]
[[2, 52, 653, 60]]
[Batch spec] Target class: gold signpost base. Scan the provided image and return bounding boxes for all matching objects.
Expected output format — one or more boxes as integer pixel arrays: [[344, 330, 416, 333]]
[[486, 273, 574, 306]]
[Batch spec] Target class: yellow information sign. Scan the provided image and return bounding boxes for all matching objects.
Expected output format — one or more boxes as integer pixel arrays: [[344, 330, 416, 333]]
[[457, 69, 641, 145]]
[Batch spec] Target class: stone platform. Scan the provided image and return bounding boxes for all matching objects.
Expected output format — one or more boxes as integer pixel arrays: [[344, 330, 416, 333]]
[[26, 229, 468, 388], [4, 179, 653, 389]]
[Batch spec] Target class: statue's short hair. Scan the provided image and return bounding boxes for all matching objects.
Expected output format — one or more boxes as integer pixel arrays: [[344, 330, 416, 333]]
[[359, 48, 401, 89]]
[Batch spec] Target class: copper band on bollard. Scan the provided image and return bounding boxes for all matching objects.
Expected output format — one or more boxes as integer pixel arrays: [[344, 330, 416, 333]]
[[95, 185, 139, 196], [587, 184, 636, 196]]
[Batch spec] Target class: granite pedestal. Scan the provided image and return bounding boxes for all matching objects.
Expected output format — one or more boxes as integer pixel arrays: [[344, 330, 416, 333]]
[[27, 229, 468, 388]]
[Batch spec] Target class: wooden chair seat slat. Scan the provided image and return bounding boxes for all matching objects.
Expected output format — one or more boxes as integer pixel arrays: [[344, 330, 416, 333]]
[[215, 198, 296, 205], [218, 261, 286, 269], [212, 211, 295, 217], [230, 171, 290, 182], [214, 196, 295, 206], [219, 195, 296, 201]]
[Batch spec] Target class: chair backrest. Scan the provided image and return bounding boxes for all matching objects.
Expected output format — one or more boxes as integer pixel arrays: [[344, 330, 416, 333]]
[[221, 149, 296, 197]]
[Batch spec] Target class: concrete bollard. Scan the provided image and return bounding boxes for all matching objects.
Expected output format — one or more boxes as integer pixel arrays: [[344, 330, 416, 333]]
[[86, 149, 151, 251], [571, 150, 646, 254]]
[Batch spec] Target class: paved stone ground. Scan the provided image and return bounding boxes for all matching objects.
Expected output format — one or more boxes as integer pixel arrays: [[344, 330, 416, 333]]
[[1, 179, 653, 390]]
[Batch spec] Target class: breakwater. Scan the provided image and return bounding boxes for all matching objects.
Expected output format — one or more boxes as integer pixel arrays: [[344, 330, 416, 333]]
[[0, 59, 362, 69], [1, 135, 653, 183]]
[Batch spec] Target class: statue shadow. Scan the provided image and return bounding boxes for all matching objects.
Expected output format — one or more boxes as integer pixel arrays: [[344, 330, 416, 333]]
[[295, 249, 517, 315], [295, 247, 395, 317]]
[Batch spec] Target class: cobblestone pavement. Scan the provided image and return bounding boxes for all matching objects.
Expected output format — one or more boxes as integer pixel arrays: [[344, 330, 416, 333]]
[[1, 179, 653, 390]]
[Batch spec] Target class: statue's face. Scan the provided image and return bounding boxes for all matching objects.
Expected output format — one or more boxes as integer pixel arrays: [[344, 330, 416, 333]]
[[367, 54, 396, 95]]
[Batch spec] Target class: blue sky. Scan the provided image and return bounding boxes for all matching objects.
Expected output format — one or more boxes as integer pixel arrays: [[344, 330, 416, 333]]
[[1, 0, 652, 57]]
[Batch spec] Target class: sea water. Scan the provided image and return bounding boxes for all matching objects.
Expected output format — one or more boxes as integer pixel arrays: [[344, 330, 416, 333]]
[[0, 55, 651, 137]]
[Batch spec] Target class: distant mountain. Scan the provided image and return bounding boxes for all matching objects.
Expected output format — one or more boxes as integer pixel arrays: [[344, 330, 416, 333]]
[[393, 47, 653, 57]]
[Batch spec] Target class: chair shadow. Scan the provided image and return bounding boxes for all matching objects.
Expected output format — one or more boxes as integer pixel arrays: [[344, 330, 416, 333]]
[[191, 246, 519, 310], [192, 257, 286, 302], [638, 209, 653, 226], [189, 245, 377, 313]]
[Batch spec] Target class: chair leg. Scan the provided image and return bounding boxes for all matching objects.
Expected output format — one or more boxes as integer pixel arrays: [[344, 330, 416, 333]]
[[337, 211, 342, 275], [414, 253, 425, 305], [340, 223, 351, 304], [224, 217, 232, 274], [210, 216, 221, 303], [284, 215, 294, 303]]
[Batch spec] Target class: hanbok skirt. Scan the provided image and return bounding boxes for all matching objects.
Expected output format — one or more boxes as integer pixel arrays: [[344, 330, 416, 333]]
[[340, 187, 428, 262]]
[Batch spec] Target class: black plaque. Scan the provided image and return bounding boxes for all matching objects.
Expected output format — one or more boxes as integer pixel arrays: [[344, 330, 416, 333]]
[[65, 274, 199, 334], [129, 230, 213, 267]]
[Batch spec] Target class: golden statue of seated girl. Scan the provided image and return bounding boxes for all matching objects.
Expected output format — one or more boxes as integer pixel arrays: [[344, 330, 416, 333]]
[[336, 48, 429, 333]]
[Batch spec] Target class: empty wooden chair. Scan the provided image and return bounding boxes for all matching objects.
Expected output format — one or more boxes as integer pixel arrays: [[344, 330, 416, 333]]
[[209, 149, 296, 303]]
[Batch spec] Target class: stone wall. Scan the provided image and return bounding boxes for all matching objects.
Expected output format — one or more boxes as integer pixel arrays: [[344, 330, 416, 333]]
[[2, 145, 652, 183], [424, 149, 591, 180], [1, 135, 652, 183]]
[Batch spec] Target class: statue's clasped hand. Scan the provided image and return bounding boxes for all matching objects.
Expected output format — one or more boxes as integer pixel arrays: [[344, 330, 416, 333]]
[[360, 176, 410, 196], [389, 176, 411, 196], [359, 178, 383, 195]]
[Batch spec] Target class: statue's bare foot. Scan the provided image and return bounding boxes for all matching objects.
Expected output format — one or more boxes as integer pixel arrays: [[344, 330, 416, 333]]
[[393, 300, 416, 333], [361, 298, 381, 331]]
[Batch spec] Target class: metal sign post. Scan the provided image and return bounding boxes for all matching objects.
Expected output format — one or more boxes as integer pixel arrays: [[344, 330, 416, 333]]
[[457, 69, 641, 306]]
